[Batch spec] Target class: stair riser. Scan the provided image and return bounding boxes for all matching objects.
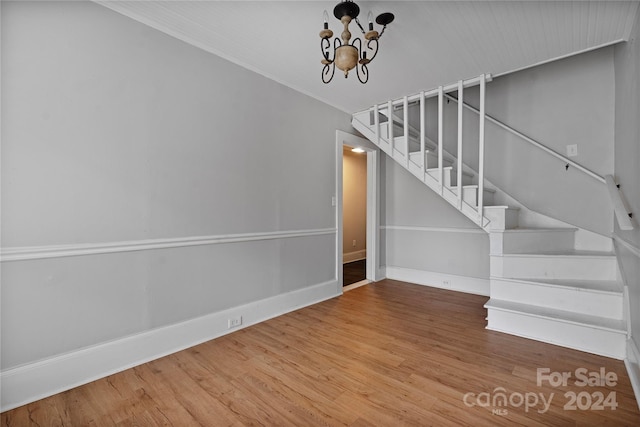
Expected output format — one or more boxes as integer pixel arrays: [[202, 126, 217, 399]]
[[484, 208, 519, 231], [426, 168, 452, 187], [490, 230, 576, 255], [490, 279, 623, 319], [486, 309, 626, 359], [425, 169, 473, 189], [490, 255, 617, 280], [409, 151, 451, 169], [452, 187, 494, 207]]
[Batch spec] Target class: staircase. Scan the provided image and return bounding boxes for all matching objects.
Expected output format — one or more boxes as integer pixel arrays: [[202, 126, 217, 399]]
[[351, 74, 627, 360]]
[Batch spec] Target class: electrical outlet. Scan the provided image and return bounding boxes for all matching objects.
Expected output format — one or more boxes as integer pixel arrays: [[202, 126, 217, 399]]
[[228, 316, 242, 329], [566, 144, 578, 157], [442, 280, 451, 287], [352, 240, 356, 247]]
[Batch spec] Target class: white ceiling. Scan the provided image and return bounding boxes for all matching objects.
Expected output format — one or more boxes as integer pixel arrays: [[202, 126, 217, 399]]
[[96, 1, 639, 113]]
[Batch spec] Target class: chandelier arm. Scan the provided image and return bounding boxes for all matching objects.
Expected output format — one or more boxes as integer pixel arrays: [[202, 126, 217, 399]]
[[322, 62, 336, 84], [356, 62, 369, 84], [354, 17, 366, 35], [378, 24, 388, 39], [321, 37, 334, 61], [365, 38, 380, 62], [350, 38, 368, 84], [351, 37, 362, 53]]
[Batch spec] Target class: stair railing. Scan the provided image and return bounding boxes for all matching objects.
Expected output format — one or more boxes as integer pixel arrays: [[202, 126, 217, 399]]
[[444, 90, 635, 230], [363, 74, 490, 225], [443, 94, 606, 185], [355, 72, 632, 229]]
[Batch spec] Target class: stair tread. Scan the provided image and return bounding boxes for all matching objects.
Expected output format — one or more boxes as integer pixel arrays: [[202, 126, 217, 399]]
[[501, 227, 578, 233], [491, 277, 622, 294], [425, 167, 474, 177], [484, 205, 519, 210], [451, 185, 496, 193], [499, 250, 615, 258], [409, 150, 437, 154], [485, 299, 626, 331]]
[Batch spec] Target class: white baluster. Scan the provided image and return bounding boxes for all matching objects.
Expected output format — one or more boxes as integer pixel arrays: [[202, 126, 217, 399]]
[[457, 80, 463, 209], [420, 91, 425, 176], [403, 96, 409, 169], [478, 74, 486, 224], [388, 100, 394, 152], [374, 103, 380, 145], [438, 86, 443, 194]]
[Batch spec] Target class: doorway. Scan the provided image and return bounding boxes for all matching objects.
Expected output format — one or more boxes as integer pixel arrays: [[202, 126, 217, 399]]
[[335, 130, 380, 293], [342, 145, 367, 287]]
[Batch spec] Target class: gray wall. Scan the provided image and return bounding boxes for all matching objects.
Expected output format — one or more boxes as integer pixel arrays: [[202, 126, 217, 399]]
[[614, 9, 640, 352], [1, 1, 351, 369], [381, 156, 490, 281]]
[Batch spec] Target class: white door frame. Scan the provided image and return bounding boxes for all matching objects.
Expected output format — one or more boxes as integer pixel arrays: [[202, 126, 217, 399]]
[[335, 130, 381, 293]]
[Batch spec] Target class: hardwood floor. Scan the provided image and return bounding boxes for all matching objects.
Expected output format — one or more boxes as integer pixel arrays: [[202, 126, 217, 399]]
[[3, 279, 639, 426], [343, 259, 366, 286]]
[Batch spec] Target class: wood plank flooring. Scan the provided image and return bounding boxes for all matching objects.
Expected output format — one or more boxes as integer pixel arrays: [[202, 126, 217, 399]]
[[3, 279, 639, 426], [343, 260, 366, 286]]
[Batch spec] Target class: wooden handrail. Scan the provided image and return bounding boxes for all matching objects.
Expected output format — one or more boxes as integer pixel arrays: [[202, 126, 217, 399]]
[[605, 175, 634, 230], [443, 94, 606, 185]]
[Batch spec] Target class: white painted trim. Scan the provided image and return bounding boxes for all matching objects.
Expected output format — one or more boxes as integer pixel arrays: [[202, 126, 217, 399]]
[[614, 234, 640, 259], [385, 266, 489, 296], [493, 39, 628, 81], [343, 249, 366, 264], [382, 225, 484, 234], [366, 149, 380, 282], [625, 337, 640, 410], [336, 130, 382, 294], [0, 228, 336, 262], [343, 279, 371, 292], [378, 266, 387, 280], [0, 280, 339, 412]]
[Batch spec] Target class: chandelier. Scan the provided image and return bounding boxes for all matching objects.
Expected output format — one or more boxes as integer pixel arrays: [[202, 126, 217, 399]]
[[319, 0, 394, 84]]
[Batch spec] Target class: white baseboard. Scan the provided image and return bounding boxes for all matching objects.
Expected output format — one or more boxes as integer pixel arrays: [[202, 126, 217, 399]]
[[385, 266, 489, 296], [625, 337, 640, 410], [0, 280, 339, 412], [343, 249, 366, 264]]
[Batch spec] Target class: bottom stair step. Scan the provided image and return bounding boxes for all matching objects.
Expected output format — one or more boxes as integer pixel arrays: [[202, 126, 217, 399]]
[[489, 277, 623, 319], [485, 299, 626, 359]]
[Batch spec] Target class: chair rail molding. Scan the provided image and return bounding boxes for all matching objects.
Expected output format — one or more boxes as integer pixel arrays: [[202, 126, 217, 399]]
[[0, 228, 337, 262]]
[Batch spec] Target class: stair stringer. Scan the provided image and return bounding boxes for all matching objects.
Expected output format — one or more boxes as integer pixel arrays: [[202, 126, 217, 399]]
[[352, 114, 491, 228]]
